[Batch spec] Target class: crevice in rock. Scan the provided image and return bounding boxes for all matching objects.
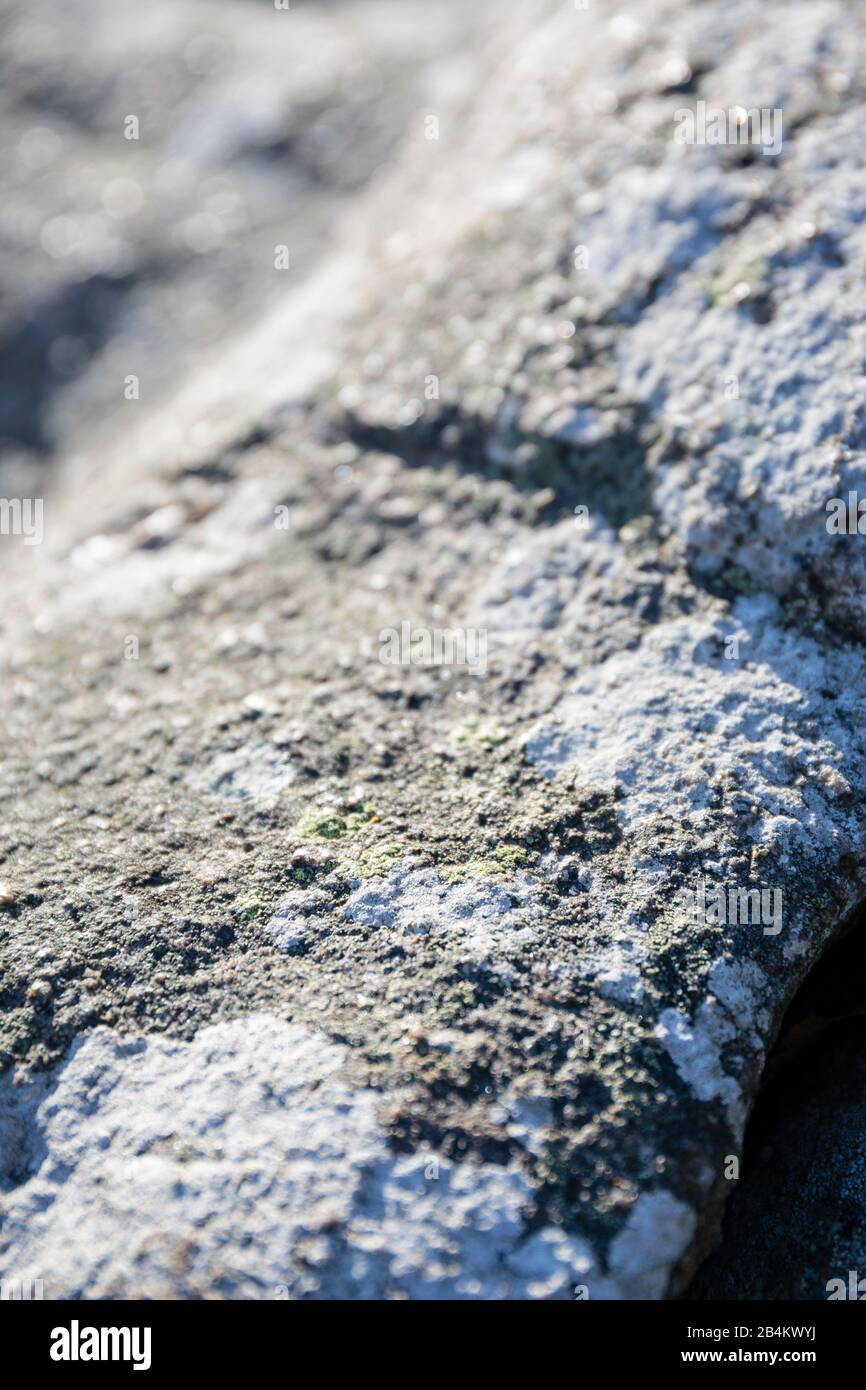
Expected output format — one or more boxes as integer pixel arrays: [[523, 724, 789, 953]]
[[686, 899, 866, 1300], [0, 1068, 52, 1196]]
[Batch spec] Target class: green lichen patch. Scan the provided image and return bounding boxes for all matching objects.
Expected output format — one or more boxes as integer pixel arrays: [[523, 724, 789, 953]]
[[236, 895, 264, 921], [294, 803, 379, 841], [337, 841, 403, 880], [709, 256, 769, 310], [440, 842, 534, 881], [453, 719, 508, 749]]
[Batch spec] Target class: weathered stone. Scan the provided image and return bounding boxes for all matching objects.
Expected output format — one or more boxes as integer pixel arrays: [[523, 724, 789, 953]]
[[2, 0, 866, 1299]]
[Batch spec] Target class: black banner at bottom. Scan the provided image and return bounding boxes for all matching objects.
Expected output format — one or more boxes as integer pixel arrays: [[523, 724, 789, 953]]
[[3, 1297, 859, 1375]]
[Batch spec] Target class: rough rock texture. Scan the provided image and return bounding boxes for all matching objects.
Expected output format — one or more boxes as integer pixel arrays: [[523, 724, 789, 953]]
[[0, 1013, 692, 1299], [2, 0, 866, 1298]]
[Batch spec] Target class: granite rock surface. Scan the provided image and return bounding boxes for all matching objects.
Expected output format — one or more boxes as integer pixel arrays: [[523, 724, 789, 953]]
[[2, 0, 866, 1298]]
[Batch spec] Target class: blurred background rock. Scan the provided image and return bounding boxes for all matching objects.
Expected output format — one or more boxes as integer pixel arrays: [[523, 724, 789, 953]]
[[0, 0, 493, 491]]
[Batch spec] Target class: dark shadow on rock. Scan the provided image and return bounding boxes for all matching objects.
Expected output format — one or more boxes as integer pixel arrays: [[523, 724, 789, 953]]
[[0, 270, 144, 453], [331, 402, 659, 529], [687, 899, 866, 1300]]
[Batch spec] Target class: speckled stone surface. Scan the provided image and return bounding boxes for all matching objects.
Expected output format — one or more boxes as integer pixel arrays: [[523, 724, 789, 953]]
[[2, 0, 866, 1298]]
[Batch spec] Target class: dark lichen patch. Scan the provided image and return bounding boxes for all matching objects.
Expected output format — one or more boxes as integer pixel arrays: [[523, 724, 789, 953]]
[[286, 865, 317, 886], [511, 787, 623, 861]]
